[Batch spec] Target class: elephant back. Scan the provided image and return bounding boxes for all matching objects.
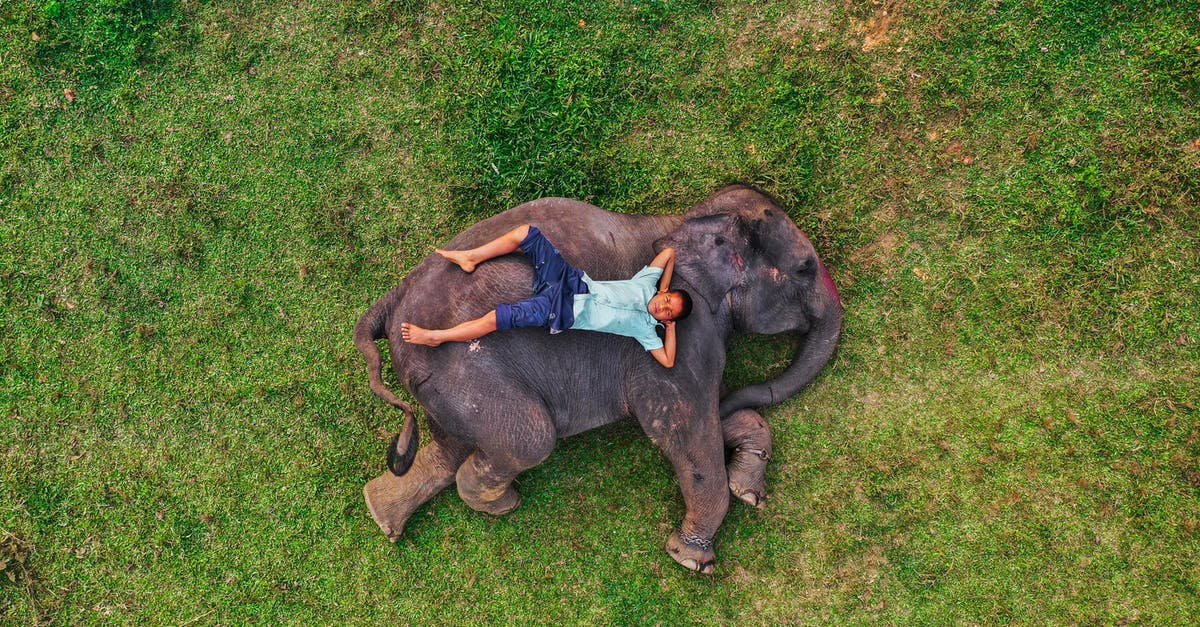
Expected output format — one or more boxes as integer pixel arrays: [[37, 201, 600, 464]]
[[383, 199, 680, 373], [449, 198, 681, 280]]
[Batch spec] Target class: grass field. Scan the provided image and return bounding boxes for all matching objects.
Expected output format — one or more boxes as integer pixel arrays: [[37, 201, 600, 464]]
[[2, 0, 1199, 623]]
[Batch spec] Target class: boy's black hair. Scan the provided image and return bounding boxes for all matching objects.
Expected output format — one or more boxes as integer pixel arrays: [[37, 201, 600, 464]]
[[671, 289, 694, 321]]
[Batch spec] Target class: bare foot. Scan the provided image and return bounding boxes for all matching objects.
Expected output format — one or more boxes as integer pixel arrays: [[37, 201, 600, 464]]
[[400, 322, 442, 346], [436, 249, 476, 273]]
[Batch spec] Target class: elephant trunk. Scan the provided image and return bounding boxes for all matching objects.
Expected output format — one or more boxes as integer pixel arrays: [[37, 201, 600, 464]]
[[718, 264, 842, 417]]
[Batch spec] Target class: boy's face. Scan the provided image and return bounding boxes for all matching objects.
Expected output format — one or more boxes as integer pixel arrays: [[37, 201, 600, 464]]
[[648, 291, 685, 322]]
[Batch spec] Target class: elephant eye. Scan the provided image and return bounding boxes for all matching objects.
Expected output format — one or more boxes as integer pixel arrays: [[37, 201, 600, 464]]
[[714, 236, 726, 246]]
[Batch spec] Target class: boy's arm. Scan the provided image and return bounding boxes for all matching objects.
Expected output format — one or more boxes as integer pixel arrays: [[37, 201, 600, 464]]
[[649, 321, 677, 368], [649, 247, 675, 292]]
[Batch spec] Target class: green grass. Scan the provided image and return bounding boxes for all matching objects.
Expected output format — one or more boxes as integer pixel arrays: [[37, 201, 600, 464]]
[[3, 0, 1199, 623]]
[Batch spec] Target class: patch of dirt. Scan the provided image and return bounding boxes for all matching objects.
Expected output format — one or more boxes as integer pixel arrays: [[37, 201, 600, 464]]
[[861, 1, 903, 51], [871, 206, 899, 224], [850, 220, 907, 277], [1, 531, 33, 587], [723, 2, 838, 70], [773, 1, 838, 47], [725, 11, 766, 71]]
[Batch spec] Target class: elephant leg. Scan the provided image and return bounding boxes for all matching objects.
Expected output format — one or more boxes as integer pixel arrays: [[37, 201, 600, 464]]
[[644, 413, 729, 574], [723, 409, 772, 509], [455, 418, 555, 516], [364, 438, 468, 541]]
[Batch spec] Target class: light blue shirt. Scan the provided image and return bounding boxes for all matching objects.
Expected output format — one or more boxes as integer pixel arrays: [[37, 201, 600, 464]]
[[570, 266, 663, 351]]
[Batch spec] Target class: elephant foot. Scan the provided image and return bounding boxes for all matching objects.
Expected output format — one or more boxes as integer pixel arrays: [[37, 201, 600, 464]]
[[723, 409, 772, 509], [363, 441, 463, 541], [363, 472, 422, 541], [727, 446, 769, 509], [455, 451, 525, 516], [666, 530, 717, 574], [458, 483, 521, 516]]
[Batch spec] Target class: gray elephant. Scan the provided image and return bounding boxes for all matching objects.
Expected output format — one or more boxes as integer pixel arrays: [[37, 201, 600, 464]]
[[356, 185, 842, 572]]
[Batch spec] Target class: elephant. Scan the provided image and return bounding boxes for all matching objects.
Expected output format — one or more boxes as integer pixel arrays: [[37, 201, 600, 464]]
[[356, 184, 842, 573]]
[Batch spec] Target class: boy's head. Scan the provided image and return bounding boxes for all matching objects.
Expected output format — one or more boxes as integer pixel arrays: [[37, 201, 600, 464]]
[[648, 289, 693, 322]]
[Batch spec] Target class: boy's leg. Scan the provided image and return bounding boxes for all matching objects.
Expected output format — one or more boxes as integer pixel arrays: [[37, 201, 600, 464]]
[[438, 225, 531, 273], [400, 287, 555, 347], [401, 311, 498, 346], [512, 226, 586, 291]]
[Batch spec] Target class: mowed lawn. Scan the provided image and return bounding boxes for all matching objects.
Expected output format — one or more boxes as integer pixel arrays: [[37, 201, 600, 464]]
[[2, 0, 1198, 623]]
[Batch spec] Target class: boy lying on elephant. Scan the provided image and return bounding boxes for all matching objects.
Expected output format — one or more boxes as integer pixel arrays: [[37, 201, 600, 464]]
[[401, 224, 693, 368]]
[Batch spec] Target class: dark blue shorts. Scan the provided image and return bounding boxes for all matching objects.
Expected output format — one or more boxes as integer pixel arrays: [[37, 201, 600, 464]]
[[495, 226, 588, 333]]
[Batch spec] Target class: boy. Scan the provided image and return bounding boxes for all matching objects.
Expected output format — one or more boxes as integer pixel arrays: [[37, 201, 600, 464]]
[[401, 224, 692, 368]]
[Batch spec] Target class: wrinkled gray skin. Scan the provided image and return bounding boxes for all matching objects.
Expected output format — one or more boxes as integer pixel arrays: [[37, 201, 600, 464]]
[[357, 185, 841, 573]]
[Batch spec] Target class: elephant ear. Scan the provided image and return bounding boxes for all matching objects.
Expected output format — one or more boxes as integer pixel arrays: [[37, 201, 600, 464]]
[[657, 213, 745, 314]]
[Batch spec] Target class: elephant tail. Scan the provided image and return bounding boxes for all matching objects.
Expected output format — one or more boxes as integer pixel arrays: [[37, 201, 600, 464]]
[[354, 294, 418, 476]]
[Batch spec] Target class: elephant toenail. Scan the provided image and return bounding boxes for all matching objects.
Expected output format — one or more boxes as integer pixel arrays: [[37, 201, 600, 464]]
[[682, 558, 699, 571], [701, 561, 716, 574]]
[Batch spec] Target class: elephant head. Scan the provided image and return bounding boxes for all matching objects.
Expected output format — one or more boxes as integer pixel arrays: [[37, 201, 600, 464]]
[[658, 185, 842, 416]]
